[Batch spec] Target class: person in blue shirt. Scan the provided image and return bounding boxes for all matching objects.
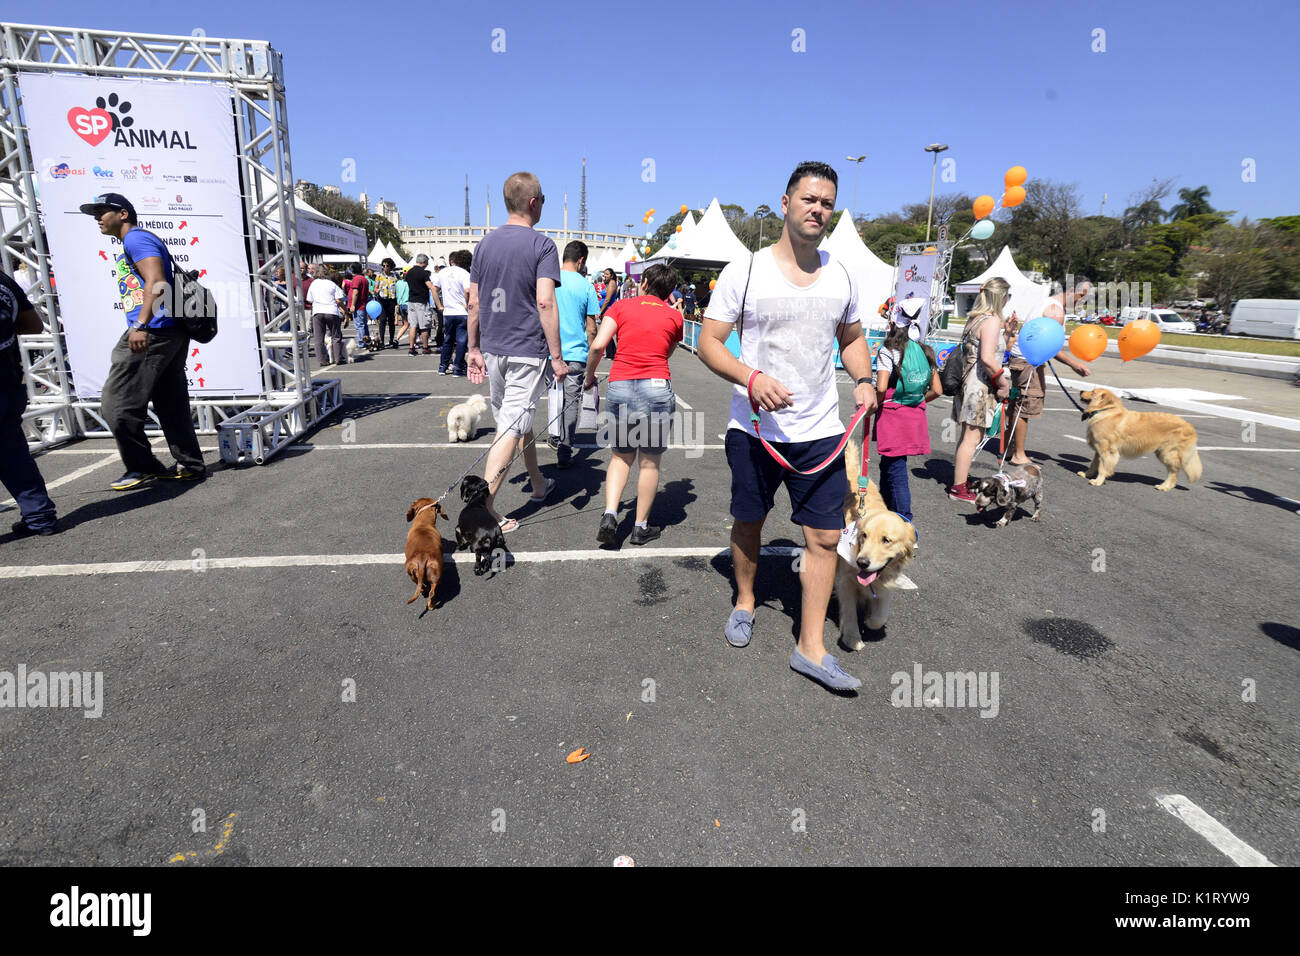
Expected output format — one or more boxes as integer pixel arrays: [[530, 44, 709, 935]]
[[553, 241, 602, 468], [80, 192, 206, 490]]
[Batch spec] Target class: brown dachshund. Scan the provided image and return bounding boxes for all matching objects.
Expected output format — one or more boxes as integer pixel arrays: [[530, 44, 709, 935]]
[[405, 497, 449, 609]]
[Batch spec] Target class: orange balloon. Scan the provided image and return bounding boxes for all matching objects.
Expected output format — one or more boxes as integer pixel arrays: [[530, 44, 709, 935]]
[[709, 279, 717, 290], [680, 204, 688, 214], [1118, 319, 1161, 361], [1068, 325, 1108, 362], [973, 195, 995, 219], [1004, 165, 1027, 188], [675, 225, 683, 233], [1002, 185, 1027, 208], [648, 208, 655, 215]]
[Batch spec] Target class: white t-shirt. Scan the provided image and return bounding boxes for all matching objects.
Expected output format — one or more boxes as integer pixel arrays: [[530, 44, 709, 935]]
[[706, 247, 861, 442], [306, 278, 344, 316], [433, 265, 470, 316]]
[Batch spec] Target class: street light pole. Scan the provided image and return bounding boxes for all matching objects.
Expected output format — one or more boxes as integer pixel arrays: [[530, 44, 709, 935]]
[[845, 154, 866, 224], [924, 143, 948, 242]]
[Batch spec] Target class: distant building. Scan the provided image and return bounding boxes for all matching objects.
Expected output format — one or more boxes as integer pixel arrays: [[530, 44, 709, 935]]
[[293, 179, 316, 201], [375, 198, 399, 227], [399, 224, 633, 270], [321, 184, 341, 197], [359, 191, 369, 211]]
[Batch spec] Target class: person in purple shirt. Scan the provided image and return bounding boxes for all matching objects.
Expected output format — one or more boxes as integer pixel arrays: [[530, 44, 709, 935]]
[[466, 171, 567, 533]]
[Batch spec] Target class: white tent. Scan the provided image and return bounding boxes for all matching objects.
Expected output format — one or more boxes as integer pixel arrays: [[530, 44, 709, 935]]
[[258, 169, 366, 256], [646, 198, 749, 268], [617, 237, 639, 267], [818, 213, 895, 331], [954, 246, 1052, 321], [383, 241, 408, 269]]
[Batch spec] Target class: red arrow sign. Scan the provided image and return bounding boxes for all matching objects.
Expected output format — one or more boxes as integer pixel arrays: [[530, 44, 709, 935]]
[[98, 250, 108, 260], [179, 220, 188, 230], [197, 269, 207, 278], [194, 363, 202, 370], [189, 237, 199, 246], [197, 377, 205, 388], [191, 348, 200, 358]]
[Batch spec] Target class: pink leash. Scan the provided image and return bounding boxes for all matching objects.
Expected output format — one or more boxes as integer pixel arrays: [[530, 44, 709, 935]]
[[747, 369, 872, 493]]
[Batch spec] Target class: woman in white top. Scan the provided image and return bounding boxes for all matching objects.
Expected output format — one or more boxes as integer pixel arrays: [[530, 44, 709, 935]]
[[305, 264, 347, 367]]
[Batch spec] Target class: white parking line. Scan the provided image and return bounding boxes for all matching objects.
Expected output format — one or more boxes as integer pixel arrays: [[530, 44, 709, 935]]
[[301, 442, 726, 451], [0, 545, 914, 589], [1062, 435, 1298, 451], [1, 452, 119, 509], [1155, 793, 1276, 867]]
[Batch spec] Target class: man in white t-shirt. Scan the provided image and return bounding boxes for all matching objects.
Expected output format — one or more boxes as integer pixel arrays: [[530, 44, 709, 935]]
[[434, 249, 472, 375], [305, 264, 347, 366], [699, 161, 877, 692]]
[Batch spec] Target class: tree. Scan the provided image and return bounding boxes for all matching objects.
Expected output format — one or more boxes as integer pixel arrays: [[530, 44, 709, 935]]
[[299, 185, 408, 258], [1169, 186, 1213, 221], [1005, 180, 1085, 285], [1183, 222, 1273, 309], [1121, 177, 1175, 240]]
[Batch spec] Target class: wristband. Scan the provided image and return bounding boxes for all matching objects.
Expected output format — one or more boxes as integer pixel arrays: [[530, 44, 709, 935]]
[[856, 377, 872, 386], [989, 369, 1003, 386], [746, 369, 762, 398]]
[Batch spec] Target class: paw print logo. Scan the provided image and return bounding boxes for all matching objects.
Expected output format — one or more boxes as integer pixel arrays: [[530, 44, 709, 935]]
[[94, 92, 134, 130]]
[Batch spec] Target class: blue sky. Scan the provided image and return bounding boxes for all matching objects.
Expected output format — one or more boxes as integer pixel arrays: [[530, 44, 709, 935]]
[[21, 0, 1300, 231]]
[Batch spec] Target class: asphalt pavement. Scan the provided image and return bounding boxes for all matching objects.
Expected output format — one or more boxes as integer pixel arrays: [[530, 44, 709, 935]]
[[0, 339, 1296, 866]]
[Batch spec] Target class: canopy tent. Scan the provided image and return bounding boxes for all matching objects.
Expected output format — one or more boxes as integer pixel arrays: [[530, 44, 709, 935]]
[[367, 239, 408, 269], [954, 246, 1052, 320], [260, 172, 366, 256], [818, 213, 895, 331], [643, 198, 750, 271]]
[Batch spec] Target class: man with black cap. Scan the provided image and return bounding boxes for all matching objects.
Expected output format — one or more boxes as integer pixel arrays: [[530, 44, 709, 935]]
[[81, 192, 205, 490]]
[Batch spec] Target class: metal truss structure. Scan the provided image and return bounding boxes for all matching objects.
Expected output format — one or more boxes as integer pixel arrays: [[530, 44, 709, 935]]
[[0, 22, 339, 461]]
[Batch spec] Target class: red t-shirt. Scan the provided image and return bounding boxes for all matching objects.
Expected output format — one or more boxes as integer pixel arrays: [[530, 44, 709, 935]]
[[606, 296, 684, 382], [344, 275, 369, 310]]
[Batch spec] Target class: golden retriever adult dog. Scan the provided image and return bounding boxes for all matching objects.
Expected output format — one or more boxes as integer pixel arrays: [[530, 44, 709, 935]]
[[836, 440, 918, 652], [1078, 388, 1202, 491]]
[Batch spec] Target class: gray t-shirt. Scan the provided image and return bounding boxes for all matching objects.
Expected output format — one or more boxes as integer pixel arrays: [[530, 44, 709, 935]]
[[471, 224, 562, 359]]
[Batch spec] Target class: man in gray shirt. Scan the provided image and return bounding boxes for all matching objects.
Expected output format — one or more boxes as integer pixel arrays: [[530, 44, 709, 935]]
[[466, 171, 568, 533]]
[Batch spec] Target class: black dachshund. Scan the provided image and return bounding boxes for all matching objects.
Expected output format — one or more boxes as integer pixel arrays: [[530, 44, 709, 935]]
[[455, 475, 506, 576]]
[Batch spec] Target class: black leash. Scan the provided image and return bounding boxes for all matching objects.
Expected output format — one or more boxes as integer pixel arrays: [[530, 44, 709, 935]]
[[1047, 360, 1086, 413]]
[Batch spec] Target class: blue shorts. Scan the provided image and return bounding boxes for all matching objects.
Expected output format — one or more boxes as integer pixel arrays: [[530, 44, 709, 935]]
[[605, 378, 675, 454], [725, 429, 848, 531]]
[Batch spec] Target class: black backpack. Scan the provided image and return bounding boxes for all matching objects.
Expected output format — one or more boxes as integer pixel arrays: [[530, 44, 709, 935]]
[[120, 230, 218, 343], [939, 314, 989, 397]]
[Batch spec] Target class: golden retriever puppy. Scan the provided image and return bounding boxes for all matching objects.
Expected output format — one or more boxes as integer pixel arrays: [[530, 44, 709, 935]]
[[1078, 388, 1202, 491], [836, 439, 918, 652]]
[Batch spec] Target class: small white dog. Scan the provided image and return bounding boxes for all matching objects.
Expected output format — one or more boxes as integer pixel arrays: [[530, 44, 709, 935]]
[[318, 331, 353, 365], [447, 394, 488, 442]]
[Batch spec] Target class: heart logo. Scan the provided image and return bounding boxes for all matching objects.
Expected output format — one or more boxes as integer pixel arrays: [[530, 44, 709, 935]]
[[67, 107, 114, 146]]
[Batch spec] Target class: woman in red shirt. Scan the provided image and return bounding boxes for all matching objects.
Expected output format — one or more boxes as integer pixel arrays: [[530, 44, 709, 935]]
[[583, 263, 684, 547]]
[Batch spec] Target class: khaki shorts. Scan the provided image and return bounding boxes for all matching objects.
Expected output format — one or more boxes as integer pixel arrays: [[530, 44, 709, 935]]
[[1009, 357, 1046, 419], [486, 353, 548, 436]]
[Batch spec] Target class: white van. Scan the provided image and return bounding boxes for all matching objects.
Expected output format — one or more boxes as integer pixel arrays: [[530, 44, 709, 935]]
[[1228, 299, 1300, 339], [1118, 307, 1195, 332]]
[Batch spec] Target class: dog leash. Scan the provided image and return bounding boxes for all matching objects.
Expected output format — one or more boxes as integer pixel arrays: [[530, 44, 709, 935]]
[[746, 369, 874, 486], [1047, 360, 1087, 413]]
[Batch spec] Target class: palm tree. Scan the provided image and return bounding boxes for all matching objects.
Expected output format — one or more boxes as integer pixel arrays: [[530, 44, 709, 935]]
[[1122, 199, 1166, 234], [1169, 186, 1213, 220]]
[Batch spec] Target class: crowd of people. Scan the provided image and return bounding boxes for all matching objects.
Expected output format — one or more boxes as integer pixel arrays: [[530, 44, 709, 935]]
[[1, 165, 1091, 695]]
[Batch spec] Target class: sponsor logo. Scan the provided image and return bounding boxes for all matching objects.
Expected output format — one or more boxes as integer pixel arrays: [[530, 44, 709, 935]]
[[139, 195, 163, 210], [119, 167, 138, 181], [198, 176, 224, 185], [141, 162, 152, 175], [92, 165, 114, 178], [184, 175, 198, 183], [50, 163, 84, 178]]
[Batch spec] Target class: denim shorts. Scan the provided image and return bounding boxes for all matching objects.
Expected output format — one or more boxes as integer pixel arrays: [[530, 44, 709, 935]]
[[604, 378, 675, 454]]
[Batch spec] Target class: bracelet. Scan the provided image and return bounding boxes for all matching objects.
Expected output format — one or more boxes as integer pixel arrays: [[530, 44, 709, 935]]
[[746, 368, 762, 398], [856, 377, 872, 386], [989, 369, 1003, 386]]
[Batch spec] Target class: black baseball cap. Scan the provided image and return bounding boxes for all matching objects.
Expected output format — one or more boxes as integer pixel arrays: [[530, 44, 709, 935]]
[[79, 193, 136, 218]]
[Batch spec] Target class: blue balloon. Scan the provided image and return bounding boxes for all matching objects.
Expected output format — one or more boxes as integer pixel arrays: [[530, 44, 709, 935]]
[[365, 300, 382, 319], [970, 219, 995, 240], [1018, 316, 1065, 366]]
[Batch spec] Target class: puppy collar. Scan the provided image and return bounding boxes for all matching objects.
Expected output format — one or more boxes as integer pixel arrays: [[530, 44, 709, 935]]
[[990, 472, 1028, 489], [413, 502, 439, 518]]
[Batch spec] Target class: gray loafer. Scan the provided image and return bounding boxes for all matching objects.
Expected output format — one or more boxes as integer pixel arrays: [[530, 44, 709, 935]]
[[725, 608, 754, 648], [790, 650, 862, 691]]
